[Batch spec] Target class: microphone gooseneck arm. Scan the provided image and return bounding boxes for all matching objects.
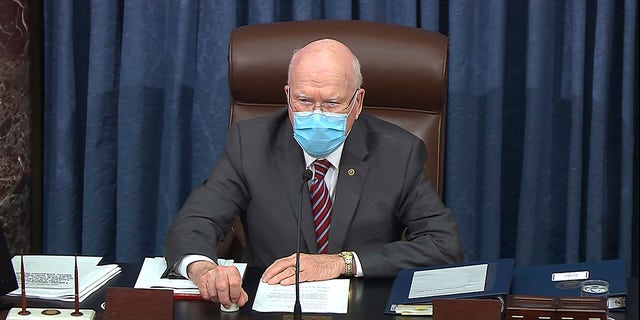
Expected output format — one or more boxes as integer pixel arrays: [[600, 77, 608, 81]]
[[294, 169, 313, 319]]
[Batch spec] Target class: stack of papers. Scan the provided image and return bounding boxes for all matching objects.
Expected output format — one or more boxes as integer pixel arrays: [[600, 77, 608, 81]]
[[9, 255, 121, 302], [134, 257, 247, 298]]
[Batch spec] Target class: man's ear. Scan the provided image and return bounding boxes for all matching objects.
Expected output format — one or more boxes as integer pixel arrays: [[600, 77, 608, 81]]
[[355, 88, 365, 119]]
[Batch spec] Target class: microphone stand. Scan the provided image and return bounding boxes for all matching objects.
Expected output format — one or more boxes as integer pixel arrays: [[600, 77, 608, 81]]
[[294, 170, 313, 320]]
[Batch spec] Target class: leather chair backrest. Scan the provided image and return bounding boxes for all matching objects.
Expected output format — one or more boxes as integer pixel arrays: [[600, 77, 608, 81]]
[[228, 20, 448, 195]]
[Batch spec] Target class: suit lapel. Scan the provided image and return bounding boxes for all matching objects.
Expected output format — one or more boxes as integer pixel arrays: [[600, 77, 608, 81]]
[[328, 117, 370, 253]]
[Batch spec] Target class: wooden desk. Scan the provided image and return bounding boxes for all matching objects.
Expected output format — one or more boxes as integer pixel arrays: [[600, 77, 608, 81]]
[[0, 263, 634, 320]]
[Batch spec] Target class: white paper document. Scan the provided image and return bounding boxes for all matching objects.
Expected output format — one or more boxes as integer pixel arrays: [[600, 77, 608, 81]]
[[134, 257, 247, 296], [8, 255, 121, 302], [408, 263, 487, 299], [252, 279, 350, 313]]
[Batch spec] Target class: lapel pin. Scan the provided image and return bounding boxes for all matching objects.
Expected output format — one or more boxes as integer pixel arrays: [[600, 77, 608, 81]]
[[347, 168, 356, 176]]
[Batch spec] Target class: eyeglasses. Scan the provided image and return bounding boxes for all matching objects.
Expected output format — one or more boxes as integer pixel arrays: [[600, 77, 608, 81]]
[[288, 88, 359, 113]]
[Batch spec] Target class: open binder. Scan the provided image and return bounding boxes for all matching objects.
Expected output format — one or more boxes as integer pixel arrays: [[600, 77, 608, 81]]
[[385, 258, 514, 315], [7, 255, 121, 302]]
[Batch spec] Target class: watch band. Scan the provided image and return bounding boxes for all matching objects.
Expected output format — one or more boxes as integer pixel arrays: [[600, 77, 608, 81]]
[[338, 251, 354, 276]]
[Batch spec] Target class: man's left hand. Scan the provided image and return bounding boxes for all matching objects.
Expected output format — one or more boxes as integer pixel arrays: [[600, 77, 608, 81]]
[[261, 253, 344, 285]]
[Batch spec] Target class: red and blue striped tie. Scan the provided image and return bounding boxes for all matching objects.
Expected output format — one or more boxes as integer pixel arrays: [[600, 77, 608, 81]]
[[310, 159, 332, 254]]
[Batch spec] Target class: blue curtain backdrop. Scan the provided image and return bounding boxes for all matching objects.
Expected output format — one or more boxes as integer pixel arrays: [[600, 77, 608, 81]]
[[42, 1, 638, 275]]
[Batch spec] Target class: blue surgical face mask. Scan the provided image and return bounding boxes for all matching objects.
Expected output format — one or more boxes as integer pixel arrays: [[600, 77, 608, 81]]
[[292, 109, 350, 158]]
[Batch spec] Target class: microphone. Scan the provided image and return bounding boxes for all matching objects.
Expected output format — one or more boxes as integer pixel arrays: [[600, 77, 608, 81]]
[[294, 169, 313, 319]]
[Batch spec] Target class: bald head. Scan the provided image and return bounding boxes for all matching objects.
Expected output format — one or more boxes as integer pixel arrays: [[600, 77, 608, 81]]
[[288, 39, 362, 90], [284, 38, 366, 137]]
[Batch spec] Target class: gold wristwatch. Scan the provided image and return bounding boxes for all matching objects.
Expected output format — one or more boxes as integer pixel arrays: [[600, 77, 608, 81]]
[[338, 251, 354, 276]]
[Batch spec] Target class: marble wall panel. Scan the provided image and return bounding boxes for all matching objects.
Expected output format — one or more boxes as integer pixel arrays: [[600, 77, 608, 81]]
[[0, 0, 31, 256]]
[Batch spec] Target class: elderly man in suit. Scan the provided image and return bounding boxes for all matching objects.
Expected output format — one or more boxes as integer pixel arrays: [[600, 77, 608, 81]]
[[164, 38, 464, 309]]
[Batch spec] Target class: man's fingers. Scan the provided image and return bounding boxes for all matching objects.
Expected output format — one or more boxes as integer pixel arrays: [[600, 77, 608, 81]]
[[238, 291, 249, 306], [264, 265, 296, 285], [225, 268, 244, 303], [196, 265, 246, 306], [215, 273, 231, 305], [262, 254, 296, 283], [279, 269, 299, 286], [198, 273, 214, 301]]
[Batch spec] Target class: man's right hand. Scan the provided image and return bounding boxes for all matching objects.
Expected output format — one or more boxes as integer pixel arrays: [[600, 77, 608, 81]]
[[187, 260, 249, 308]]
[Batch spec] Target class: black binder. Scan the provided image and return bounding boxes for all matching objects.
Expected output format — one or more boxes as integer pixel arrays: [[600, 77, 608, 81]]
[[510, 259, 627, 310], [385, 258, 515, 315]]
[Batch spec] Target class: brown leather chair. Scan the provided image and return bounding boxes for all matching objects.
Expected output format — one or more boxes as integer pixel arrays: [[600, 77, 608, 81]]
[[217, 20, 449, 260]]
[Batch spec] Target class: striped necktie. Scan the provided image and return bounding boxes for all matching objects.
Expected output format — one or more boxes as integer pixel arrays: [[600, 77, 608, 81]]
[[310, 159, 332, 254]]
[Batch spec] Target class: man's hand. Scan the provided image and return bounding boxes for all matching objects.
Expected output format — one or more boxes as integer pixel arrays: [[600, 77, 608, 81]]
[[261, 253, 344, 285], [187, 260, 249, 308]]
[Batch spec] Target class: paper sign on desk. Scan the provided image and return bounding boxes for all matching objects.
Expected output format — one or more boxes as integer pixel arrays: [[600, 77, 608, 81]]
[[252, 278, 350, 313], [385, 258, 514, 315], [134, 257, 246, 299]]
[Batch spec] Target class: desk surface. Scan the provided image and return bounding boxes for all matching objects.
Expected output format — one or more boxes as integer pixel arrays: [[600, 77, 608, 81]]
[[0, 263, 405, 320], [1, 263, 635, 320]]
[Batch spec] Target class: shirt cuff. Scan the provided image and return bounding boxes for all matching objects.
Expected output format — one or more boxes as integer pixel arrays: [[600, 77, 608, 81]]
[[352, 251, 364, 277], [177, 254, 216, 279]]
